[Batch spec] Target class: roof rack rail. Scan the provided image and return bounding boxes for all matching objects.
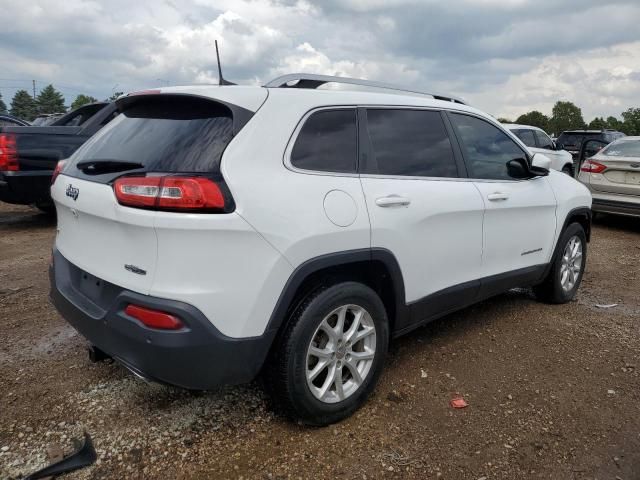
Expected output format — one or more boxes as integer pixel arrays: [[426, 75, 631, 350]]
[[263, 73, 466, 105]]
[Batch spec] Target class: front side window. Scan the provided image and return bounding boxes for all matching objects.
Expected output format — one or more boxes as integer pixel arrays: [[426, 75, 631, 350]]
[[450, 113, 527, 180], [512, 129, 536, 147], [535, 130, 554, 149], [290, 109, 357, 173], [364, 109, 458, 177]]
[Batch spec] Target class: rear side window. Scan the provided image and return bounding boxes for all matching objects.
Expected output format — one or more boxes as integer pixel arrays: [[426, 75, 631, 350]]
[[290, 109, 357, 173], [450, 113, 527, 180], [512, 129, 536, 147], [66, 95, 234, 180], [364, 109, 458, 177]]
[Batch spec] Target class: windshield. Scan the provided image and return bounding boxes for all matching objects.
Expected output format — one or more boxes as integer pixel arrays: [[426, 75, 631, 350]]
[[601, 139, 640, 157], [64, 95, 234, 183]]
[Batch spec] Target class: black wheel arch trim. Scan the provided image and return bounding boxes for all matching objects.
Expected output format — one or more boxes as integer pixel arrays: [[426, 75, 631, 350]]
[[539, 206, 591, 281], [264, 248, 408, 336]]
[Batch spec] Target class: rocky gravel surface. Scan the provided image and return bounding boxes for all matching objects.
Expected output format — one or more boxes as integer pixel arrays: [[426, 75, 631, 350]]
[[1, 203, 639, 479]]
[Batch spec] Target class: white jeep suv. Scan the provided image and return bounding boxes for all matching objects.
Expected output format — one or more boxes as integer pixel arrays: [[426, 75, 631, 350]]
[[50, 74, 592, 425]]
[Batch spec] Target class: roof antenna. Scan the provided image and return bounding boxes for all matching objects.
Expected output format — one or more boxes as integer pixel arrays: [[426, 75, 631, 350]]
[[215, 40, 236, 86]]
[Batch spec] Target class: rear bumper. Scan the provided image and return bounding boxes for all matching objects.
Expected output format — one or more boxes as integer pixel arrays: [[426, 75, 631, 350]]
[[592, 196, 640, 217], [49, 249, 275, 390], [0, 170, 53, 205]]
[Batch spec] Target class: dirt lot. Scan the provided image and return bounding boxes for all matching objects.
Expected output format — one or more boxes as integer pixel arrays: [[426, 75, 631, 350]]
[[1, 202, 639, 480]]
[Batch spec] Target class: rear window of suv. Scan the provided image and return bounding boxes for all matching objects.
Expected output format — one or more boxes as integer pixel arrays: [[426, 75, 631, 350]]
[[65, 95, 234, 181]]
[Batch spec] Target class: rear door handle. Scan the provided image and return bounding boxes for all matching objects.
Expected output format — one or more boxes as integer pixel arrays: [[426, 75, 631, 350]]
[[487, 192, 509, 201], [375, 195, 411, 207]]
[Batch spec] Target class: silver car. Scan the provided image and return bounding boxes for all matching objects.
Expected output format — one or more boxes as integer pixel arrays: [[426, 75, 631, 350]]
[[578, 136, 640, 217]]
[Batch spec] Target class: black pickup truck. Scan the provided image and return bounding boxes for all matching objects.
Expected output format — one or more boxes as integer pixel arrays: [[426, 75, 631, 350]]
[[0, 102, 117, 212]]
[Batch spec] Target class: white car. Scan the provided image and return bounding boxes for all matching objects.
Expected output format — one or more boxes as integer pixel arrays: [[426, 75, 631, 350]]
[[50, 74, 592, 425], [504, 123, 575, 175]]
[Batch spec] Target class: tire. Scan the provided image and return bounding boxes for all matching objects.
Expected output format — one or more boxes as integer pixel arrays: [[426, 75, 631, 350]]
[[35, 202, 56, 215], [533, 223, 587, 304], [562, 164, 574, 177], [265, 281, 389, 426]]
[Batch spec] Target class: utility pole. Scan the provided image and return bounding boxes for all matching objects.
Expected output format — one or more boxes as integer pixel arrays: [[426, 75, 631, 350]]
[[32, 80, 36, 100]]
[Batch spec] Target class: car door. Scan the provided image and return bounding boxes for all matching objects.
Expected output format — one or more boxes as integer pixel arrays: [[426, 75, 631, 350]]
[[447, 112, 557, 296], [358, 108, 485, 330]]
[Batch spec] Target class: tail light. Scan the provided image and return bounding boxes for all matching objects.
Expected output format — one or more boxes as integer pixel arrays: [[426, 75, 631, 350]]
[[580, 160, 607, 173], [113, 176, 227, 212], [0, 133, 19, 171], [125, 304, 184, 330], [51, 160, 66, 185]]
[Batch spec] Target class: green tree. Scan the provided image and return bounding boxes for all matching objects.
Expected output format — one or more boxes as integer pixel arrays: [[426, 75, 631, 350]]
[[605, 116, 623, 131], [588, 117, 607, 129], [108, 91, 124, 101], [0, 92, 7, 114], [70, 94, 98, 110], [496, 117, 513, 123], [621, 107, 640, 136], [515, 110, 550, 131], [9, 90, 38, 121], [549, 101, 584, 135], [37, 84, 66, 114]]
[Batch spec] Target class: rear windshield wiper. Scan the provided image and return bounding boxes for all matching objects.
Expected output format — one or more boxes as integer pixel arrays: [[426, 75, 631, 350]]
[[76, 159, 144, 174]]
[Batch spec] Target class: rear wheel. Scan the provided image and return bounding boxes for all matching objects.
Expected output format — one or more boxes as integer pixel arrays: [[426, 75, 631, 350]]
[[266, 282, 389, 426], [534, 223, 586, 303]]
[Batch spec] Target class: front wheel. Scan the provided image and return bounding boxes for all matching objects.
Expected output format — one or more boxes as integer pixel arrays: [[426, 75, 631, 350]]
[[562, 164, 574, 177], [266, 282, 389, 426], [534, 223, 587, 303]]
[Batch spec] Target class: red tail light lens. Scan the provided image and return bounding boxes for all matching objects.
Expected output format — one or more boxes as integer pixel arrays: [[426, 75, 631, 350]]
[[580, 160, 607, 173], [125, 304, 184, 330], [114, 176, 226, 212], [0, 133, 19, 171], [51, 160, 66, 185]]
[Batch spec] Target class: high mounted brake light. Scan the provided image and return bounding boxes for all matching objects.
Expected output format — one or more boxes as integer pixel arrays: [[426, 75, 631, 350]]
[[114, 176, 226, 212], [0, 133, 19, 171], [580, 160, 607, 174]]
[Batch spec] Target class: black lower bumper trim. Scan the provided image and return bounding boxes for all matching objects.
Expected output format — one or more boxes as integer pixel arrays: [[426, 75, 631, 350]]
[[49, 249, 275, 390], [592, 198, 640, 216]]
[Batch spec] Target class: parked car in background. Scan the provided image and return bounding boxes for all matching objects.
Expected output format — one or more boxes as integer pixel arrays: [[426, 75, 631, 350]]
[[578, 136, 640, 217], [50, 74, 592, 426], [504, 124, 574, 175], [0, 114, 30, 127], [0, 102, 117, 212], [50, 102, 110, 127], [557, 129, 626, 162], [32, 113, 66, 126]]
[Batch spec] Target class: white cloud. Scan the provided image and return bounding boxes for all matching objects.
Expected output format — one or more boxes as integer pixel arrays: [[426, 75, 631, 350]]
[[0, 0, 638, 122]]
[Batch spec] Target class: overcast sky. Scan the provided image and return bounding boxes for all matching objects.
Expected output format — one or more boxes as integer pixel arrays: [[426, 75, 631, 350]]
[[1, 0, 639, 121]]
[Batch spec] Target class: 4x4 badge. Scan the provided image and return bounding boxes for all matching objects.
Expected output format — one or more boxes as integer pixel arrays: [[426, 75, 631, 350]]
[[66, 184, 79, 201]]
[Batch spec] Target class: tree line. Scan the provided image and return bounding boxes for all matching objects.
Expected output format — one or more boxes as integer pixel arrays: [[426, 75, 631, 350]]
[[0, 85, 122, 121], [498, 101, 640, 136]]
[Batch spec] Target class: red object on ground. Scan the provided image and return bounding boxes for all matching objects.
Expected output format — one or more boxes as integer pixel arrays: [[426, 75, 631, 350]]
[[450, 396, 468, 409]]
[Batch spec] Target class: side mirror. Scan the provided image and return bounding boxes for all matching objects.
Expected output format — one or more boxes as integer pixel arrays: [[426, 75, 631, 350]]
[[507, 158, 532, 179], [530, 153, 551, 176]]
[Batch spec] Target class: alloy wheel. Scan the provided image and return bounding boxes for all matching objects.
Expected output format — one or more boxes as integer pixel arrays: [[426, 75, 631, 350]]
[[305, 304, 377, 404]]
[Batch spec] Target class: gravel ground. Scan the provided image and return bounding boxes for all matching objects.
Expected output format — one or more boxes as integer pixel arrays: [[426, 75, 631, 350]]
[[1, 203, 639, 480]]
